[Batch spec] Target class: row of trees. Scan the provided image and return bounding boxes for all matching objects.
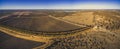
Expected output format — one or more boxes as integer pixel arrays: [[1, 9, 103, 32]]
[[0, 24, 92, 37]]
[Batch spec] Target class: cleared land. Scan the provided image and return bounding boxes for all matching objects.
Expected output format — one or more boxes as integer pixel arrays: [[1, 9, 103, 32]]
[[0, 13, 82, 32], [0, 10, 120, 49], [0, 31, 45, 49]]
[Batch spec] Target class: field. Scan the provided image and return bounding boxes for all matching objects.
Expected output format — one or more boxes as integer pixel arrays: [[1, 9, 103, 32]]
[[0, 31, 45, 49], [0, 9, 120, 49]]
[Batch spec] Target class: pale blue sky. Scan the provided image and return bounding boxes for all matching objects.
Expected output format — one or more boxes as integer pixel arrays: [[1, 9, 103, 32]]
[[0, 0, 120, 9]]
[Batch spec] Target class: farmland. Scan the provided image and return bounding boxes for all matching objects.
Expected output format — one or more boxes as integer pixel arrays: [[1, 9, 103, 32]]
[[0, 10, 120, 49]]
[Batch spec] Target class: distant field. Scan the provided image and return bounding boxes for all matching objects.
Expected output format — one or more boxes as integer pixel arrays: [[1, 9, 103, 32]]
[[0, 13, 82, 32], [0, 10, 19, 17]]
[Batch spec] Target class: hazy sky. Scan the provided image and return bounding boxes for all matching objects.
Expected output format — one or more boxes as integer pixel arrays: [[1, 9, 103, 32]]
[[0, 0, 120, 9]]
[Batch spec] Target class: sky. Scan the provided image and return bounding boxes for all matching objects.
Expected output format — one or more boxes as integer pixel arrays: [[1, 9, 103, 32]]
[[0, 0, 120, 9]]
